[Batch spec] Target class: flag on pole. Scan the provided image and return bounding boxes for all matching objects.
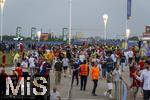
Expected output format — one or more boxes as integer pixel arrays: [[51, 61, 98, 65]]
[[127, 0, 132, 20]]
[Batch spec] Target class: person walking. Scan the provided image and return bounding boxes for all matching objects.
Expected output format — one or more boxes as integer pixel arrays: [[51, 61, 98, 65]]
[[50, 87, 61, 100], [62, 55, 69, 77], [0, 69, 8, 97], [1, 50, 6, 67], [120, 52, 126, 72], [112, 64, 121, 100], [127, 48, 134, 64], [54, 58, 63, 86], [134, 60, 150, 100], [91, 62, 100, 96], [79, 60, 89, 91], [21, 58, 29, 76], [13, 52, 20, 67], [130, 67, 141, 100], [15, 62, 22, 81], [71, 59, 79, 86], [28, 55, 36, 76], [104, 70, 113, 99]]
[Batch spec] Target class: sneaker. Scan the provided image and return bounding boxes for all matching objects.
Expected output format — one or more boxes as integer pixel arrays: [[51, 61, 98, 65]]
[[104, 91, 107, 96], [109, 94, 113, 99]]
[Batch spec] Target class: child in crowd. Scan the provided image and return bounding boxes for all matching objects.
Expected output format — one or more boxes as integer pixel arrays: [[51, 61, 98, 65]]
[[50, 87, 61, 100], [104, 70, 113, 99]]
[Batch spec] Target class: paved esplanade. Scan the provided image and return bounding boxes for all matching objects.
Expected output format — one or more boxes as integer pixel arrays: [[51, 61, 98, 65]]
[[5, 66, 142, 100], [49, 66, 142, 100]]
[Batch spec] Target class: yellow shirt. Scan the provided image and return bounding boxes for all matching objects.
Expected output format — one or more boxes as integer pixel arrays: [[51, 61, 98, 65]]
[[14, 53, 20, 61], [47, 52, 54, 61]]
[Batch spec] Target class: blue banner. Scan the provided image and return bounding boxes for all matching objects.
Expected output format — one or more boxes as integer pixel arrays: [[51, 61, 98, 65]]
[[127, 0, 132, 20]]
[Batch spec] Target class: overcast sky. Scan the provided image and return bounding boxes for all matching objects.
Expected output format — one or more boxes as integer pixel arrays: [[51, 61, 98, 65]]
[[2, 0, 150, 39]]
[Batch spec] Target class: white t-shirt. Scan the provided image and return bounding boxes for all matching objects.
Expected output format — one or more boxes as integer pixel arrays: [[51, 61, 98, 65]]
[[124, 51, 128, 59], [112, 69, 121, 82], [62, 58, 69, 67], [111, 54, 117, 62], [21, 61, 28, 72], [128, 50, 133, 58], [79, 55, 85, 63], [97, 64, 102, 71], [50, 91, 61, 100], [29, 57, 35, 68], [137, 69, 150, 90]]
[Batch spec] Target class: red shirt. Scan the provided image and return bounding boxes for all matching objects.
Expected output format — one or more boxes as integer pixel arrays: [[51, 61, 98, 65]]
[[131, 71, 141, 87], [130, 66, 136, 77], [139, 61, 145, 70], [20, 43, 24, 53], [15, 67, 22, 80]]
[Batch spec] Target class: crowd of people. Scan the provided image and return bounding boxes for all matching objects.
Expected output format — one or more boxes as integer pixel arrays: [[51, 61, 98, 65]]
[[0, 41, 150, 100]]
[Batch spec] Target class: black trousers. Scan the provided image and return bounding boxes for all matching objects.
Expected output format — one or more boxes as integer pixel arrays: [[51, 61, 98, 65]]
[[143, 90, 150, 100], [0, 84, 6, 96], [92, 80, 98, 94], [80, 76, 87, 90], [71, 72, 79, 85], [128, 57, 133, 64]]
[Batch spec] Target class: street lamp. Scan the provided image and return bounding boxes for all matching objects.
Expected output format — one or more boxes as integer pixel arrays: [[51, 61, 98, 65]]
[[0, 0, 6, 41], [102, 14, 108, 40], [37, 31, 41, 42], [68, 0, 72, 45], [126, 28, 130, 49], [126, 29, 130, 39]]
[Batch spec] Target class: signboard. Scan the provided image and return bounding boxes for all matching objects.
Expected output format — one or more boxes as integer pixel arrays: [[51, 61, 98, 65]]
[[40, 33, 49, 41], [143, 26, 150, 40], [146, 26, 150, 33]]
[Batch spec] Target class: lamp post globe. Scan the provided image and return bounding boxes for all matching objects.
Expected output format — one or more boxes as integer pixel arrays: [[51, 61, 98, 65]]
[[126, 29, 130, 39], [125, 28, 130, 49], [102, 14, 108, 41], [37, 31, 41, 42], [103, 14, 108, 23]]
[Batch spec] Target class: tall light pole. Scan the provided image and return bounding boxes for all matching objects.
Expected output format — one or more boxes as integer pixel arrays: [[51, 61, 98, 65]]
[[126, 28, 130, 49], [68, 0, 72, 45], [102, 14, 108, 40], [0, 0, 6, 41]]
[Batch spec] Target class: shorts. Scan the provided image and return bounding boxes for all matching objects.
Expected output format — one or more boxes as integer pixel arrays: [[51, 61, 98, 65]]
[[63, 66, 68, 70], [107, 83, 113, 90]]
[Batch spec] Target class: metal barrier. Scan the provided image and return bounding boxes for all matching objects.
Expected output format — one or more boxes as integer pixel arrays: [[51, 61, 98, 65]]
[[114, 79, 128, 100]]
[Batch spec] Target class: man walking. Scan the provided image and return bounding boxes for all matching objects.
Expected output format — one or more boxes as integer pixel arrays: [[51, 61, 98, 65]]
[[54, 58, 63, 86], [134, 60, 150, 100], [79, 60, 89, 91], [91, 62, 99, 96]]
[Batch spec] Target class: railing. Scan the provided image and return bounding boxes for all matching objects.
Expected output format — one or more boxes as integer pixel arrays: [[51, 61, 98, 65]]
[[114, 77, 128, 100]]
